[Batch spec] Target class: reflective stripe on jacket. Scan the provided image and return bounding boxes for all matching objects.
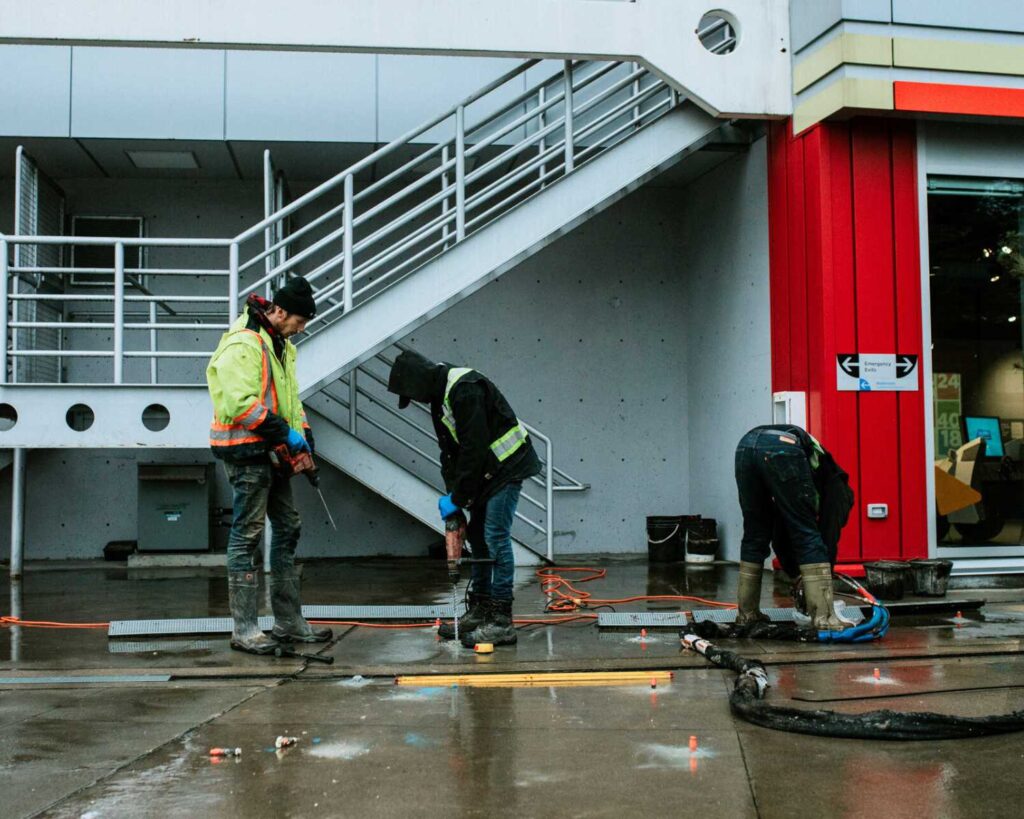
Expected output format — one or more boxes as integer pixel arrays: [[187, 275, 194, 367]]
[[206, 308, 307, 449], [441, 367, 529, 463]]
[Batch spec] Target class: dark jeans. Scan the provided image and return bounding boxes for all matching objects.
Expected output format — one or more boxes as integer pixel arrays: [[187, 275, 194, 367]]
[[735, 428, 828, 572], [465, 481, 522, 602], [223, 462, 302, 574]]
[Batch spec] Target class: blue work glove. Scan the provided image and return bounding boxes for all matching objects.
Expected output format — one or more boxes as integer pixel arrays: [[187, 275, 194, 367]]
[[438, 493, 460, 521], [286, 428, 311, 454]]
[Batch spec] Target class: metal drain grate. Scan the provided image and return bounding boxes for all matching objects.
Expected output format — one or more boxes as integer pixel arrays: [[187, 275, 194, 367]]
[[691, 603, 864, 625], [597, 612, 689, 629], [108, 605, 464, 637]]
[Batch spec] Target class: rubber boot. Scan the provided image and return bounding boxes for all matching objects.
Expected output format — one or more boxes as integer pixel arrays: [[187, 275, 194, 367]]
[[438, 592, 489, 640], [736, 561, 770, 625], [269, 567, 333, 643], [460, 598, 517, 647], [800, 562, 856, 631], [228, 570, 279, 655]]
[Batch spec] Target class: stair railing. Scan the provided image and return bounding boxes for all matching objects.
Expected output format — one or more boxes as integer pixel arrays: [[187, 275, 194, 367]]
[[315, 345, 589, 561]]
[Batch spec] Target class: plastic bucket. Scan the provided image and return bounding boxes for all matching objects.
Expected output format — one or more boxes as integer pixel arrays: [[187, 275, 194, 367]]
[[908, 559, 954, 597], [685, 518, 718, 564], [863, 560, 907, 600], [646, 516, 684, 563]]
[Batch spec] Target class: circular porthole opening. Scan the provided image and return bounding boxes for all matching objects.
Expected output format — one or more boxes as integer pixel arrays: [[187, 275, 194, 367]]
[[66, 403, 95, 432], [142, 403, 171, 432], [698, 11, 739, 55], [0, 403, 17, 432]]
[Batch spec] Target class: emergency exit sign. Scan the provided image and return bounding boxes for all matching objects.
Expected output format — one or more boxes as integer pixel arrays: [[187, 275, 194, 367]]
[[837, 353, 919, 391]]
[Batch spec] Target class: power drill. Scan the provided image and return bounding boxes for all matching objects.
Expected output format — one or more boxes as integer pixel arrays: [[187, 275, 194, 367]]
[[268, 444, 337, 530]]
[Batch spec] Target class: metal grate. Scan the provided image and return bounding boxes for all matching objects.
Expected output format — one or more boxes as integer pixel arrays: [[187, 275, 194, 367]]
[[597, 612, 688, 629], [107, 639, 219, 654], [108, 605, 464, 637], [0, 675, 172, 685], [691, 603, 864, 625]]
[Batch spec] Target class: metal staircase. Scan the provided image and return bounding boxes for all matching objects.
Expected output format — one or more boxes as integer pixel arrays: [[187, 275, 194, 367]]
[[0, 58, 730, 562]]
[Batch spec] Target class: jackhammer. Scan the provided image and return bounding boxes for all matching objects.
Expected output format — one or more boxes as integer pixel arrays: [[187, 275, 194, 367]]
[[444, 511, 494, 643]]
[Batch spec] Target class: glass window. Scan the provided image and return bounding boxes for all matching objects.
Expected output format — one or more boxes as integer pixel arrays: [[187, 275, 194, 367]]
[[929, 177, 1024, 547]]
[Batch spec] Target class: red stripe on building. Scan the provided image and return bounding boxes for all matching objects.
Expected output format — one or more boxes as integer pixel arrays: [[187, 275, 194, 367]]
[[894, 81, 1024, 118], [767, 118, 928, 563]]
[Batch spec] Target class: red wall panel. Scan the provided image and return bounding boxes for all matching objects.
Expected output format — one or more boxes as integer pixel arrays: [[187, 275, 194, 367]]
[[768, 118, 928, 563]]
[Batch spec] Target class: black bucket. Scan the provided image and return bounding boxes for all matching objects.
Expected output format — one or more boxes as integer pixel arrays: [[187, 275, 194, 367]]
[[647, 516, 685, 563], [684, 518, 718, 564], [908, 559, 954, 597], [863, 560, 907, 600]]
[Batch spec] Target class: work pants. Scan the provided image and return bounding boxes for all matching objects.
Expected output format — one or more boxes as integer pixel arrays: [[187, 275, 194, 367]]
[[223, 462, 302, 574], [465, 481, 522, 602], [735, 428, 829, 572]]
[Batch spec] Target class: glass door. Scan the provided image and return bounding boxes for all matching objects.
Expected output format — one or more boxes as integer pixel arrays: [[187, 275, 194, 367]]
[[928, 177, 1024, 556]]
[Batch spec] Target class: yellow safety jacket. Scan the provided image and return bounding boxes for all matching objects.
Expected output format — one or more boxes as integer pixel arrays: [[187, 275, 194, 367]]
[[206, 307, 307, 456]]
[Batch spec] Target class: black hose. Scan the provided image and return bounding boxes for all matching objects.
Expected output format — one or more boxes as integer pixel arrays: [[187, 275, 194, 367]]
[[682, 633, 1024, 741]]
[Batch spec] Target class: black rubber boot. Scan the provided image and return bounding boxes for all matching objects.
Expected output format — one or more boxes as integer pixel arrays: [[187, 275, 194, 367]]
[[269, 567, 333, 643], [228, 570, 279, 655], [438, 593, 489, 640], [460, 598, 517, 647]]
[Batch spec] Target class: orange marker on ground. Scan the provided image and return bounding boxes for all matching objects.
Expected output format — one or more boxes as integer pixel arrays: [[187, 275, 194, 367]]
[[873, 667, 881, 680], [689, 735, 698, 752], [210, 747, 241, 757]]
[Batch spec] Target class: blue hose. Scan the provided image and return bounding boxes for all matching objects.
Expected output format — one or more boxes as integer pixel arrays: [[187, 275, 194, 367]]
[[816, 601, 889, 643]]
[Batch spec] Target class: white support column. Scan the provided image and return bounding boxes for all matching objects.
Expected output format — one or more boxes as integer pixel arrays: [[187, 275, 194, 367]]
[[10, 447, 26, 579], [342, 173, 354, 312], [0, 239, 8, 385], [228, 242, 240, 324], [113, 242, 125, 384]]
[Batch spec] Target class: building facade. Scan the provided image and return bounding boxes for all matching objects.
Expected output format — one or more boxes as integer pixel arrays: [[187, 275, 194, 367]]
[[1, 1, 1023, 574]]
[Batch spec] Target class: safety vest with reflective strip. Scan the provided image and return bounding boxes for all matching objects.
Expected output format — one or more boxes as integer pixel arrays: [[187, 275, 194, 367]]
[[440, 368, 529, 463], [207, 312, 306, 449]]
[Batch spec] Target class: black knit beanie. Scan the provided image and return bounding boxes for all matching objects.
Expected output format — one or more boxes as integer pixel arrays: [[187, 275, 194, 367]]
[[272, 276, 317, 319]]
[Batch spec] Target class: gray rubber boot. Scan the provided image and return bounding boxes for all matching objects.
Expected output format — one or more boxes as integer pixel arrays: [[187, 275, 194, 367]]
[[800, 562, 856, 631], [460, 598, 517, 647], [269, 568, 333, 643], [438, 593, 489, 640], [228, 571, 279, 655], [735, 561, 770, 625]]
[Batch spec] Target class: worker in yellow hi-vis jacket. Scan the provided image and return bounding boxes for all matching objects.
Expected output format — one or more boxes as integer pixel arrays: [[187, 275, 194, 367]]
[[206, 276, 331, 655]]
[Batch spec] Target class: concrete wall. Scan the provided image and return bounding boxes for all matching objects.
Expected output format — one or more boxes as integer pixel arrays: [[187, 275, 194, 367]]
[[682, 140, 772, 561]]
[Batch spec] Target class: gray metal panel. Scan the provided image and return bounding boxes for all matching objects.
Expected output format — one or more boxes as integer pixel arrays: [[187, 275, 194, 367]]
[[377, 55, 526, 143], [597, 612, 688, 628], [0, 675, 172, 684], [71, 46, 225, 139], [0, 45, 72, 137], [108, 639, 218, 653], [894, 0, 1024, 34], [791, 0, 892, 52], [225, 51, 376, 142], [108, 605, 463, 636]]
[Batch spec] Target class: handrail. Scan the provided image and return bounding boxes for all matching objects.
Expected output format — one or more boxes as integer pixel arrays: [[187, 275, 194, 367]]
[[233, 59, 542, 244]]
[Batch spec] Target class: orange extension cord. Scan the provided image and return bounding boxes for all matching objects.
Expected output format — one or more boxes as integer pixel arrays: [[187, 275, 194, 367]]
[[0, 566, 735, 631]]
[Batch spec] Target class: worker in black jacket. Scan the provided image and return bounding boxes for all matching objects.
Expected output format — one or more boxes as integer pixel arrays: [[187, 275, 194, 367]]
[[388, 350, 541, 647], [734, 424, 855, 633]]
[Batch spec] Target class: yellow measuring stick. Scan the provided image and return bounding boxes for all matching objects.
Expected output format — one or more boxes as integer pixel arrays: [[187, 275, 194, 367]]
[[395, 670, 673, 688]]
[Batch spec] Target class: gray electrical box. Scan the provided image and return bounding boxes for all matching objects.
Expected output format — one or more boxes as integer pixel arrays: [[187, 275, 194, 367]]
[[137, 464, 215, 552]]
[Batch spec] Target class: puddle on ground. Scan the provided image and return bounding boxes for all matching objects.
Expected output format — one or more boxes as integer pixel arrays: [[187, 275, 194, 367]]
[[383, 686, 449, 702], [636, 742, 717, 769], [306, 740, 371, 761]]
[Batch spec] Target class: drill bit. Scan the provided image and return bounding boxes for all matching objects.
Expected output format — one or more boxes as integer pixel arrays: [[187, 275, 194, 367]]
[[315, 487, 337, 531]]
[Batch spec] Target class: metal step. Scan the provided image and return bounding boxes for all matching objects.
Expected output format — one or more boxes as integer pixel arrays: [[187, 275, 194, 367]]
[[107, 603, 465, 637], [691, 601, 864, 625], [597, 612, 689, 629]]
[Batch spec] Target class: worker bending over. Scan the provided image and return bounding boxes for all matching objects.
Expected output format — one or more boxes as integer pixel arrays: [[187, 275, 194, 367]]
[[734, 424, 855, 634], [388, 350, 541, 647], [206, 277, 331, 655]]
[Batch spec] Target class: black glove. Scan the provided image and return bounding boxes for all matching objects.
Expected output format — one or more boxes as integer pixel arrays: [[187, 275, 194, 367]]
[[304, 426, 315, 455]]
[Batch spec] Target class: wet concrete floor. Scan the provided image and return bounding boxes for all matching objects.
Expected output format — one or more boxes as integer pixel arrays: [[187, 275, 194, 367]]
[[2, 559, 1024, 817]]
